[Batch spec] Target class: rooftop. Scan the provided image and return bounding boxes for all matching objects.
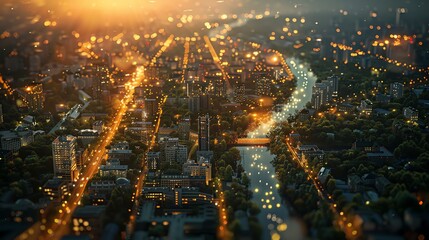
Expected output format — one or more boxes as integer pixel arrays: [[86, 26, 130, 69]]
[[72, 206, 106, 219]]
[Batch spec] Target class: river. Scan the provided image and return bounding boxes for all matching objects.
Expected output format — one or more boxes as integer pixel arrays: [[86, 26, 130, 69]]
[[207, 18, 318, 239], [238, 58, 317, 240]]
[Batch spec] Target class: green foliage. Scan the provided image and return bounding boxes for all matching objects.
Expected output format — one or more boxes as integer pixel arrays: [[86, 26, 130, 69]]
[[393, 190, 419, 213], [326, 178, 336, 194], [411, 152, 429, 172], [248, 201, 260, 216], [241, 173, 250, 187], [228, 219, 241, 236], [394, 140, 424, 159], [219, 148, 241, 172], [104, 186, 133, 230], [224, 165, 233, 181]]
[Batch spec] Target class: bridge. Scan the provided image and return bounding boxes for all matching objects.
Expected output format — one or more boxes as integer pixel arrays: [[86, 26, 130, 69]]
[[234, 138, 270, 146]]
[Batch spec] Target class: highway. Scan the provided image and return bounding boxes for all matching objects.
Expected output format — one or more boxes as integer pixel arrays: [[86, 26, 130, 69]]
[[214, 178, 232, 240], [126, 94, 167, 237], [126, 35, 174, 237], [203, 35, 233, 96], [150, 35, 175, 67], [17, 65, 146, 240], [18, 33, 177, 240], [269, 49, 295, 81]]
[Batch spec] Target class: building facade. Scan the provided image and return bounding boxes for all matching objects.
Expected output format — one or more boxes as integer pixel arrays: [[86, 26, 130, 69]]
[[52, 135, 78, 182], [390, 82, 404, 99], [198, 114, 210, 151]]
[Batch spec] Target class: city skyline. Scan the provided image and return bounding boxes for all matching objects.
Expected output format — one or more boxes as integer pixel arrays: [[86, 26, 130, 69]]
[[0, 1, 428, 240]]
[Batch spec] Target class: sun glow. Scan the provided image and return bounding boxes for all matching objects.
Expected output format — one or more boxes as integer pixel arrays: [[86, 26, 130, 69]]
[[46, 0, 176, 30]]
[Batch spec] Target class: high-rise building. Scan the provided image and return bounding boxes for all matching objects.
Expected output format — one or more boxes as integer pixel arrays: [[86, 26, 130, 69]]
[[311, 83, 328, 110], [52, 135, 77, 182], [147, 152, 160, 171], [403, 107, 418, 122], [317, 75, 339, 102], [360, 99, 373, 116], [188, 95, 210, 114], [16, 83, 45, 112], [0, 129, 34, 152], [325, 75, 339, 99], [198, 114, 210, 151], [177, 118, 191, 141], [165, 144, 188, 164], [144, 98, 158, 117], [186, 79, 200, 97], [42, 179, 69, 202], [93, 65, 110, 100], [188, 96, 200, 113], [390, 82, 404, 99], [256, 77, 271, 96], [182, 157, 212, 185], [234, 83, 246, 103], [165, 145, 187, 164]]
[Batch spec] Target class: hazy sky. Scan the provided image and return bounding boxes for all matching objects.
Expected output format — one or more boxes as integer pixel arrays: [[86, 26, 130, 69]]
[[0, 0, 427, 32]]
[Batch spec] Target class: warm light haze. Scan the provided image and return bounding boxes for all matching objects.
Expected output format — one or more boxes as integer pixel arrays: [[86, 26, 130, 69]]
[[0, 1, 428, 240]]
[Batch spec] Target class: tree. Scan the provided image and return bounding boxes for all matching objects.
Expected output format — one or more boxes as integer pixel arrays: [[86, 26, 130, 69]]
[[217, 165, 226, 179], [105, 187, 133, 230], [394, 190, 419, 213], [318, 227, 346, 240], [228, 219, 241, 236], [222, 148, 241, 171], [394, 140, 423, 159], [356, 164, 369, 175], [411, 152, 429, 172], [293, 198, 305, 214], [352, 193, 363, 204], [241, 173, 250, 187], [338, 128, 353, 143], [326, 178, 336, 195], [225, 165, 233, 182], [248, 201, 260, 216], [371, 197, 390, 214]]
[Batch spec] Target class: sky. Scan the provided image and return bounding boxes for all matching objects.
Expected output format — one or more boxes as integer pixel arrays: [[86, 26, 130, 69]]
[[0, 0, 427, 35]]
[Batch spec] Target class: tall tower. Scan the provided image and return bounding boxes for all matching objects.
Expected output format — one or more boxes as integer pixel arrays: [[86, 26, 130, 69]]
[[52, 135, 77, 182], [311, 83, 328, 110], [327, 75, 339, 99], [198, 114, 210, 151]]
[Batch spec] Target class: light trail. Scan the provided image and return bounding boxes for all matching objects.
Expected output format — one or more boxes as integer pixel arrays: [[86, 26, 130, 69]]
[[285, 140, 356, 239], [181, 38, 190, 83], [18, 33, 175, 240], [17, 65, 145, 240], [126, 34, 174, 237], [203, 35, 233, 97]]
